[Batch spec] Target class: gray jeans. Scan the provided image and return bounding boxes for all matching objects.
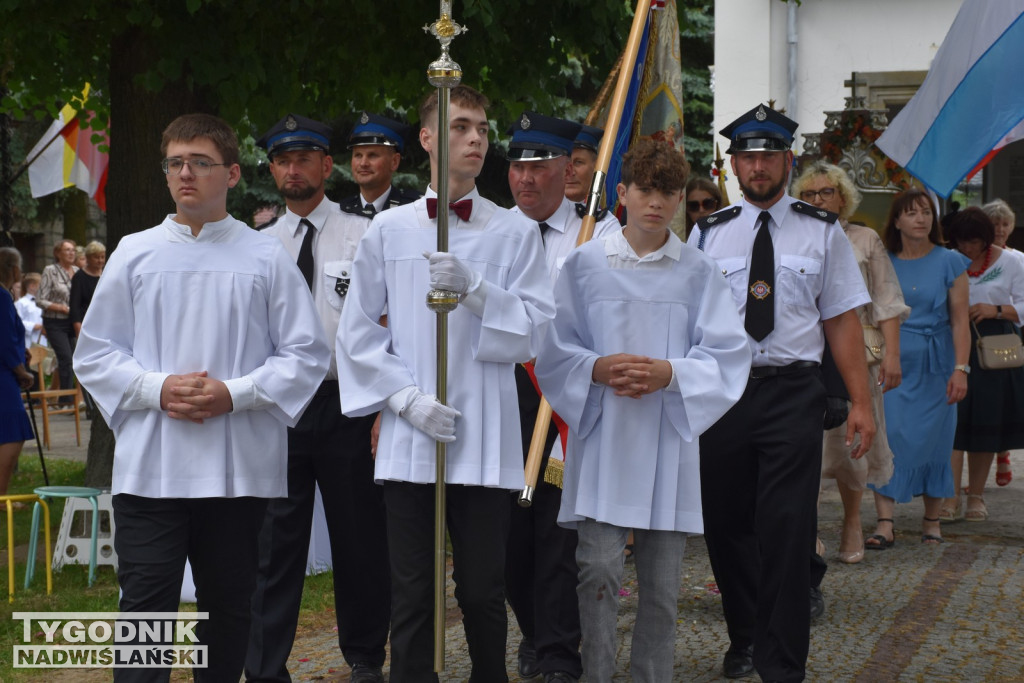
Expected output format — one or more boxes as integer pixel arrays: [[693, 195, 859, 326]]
[[575, 519, 687, 682]]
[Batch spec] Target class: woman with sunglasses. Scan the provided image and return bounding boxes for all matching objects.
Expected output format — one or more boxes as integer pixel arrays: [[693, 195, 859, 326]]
[[791, 161, 909, 562], [683, 177, 721, 237]]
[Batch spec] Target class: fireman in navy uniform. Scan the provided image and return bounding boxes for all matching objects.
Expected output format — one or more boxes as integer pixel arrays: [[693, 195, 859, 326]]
[[339, 112, 419, 218], [505, 112, 620, 683], [246, 114, 390, 683], [690, 104, 874, 683]]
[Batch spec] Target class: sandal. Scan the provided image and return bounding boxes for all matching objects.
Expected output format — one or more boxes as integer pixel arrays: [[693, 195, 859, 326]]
[[965, 494, 988, 522], [865, 518, 895, 550], [938, 491, 963, 523], [996, 452, 1012, 487], [921, 516, 944, 544]]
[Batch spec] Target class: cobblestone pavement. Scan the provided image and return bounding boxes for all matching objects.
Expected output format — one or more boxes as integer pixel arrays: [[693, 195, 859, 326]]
[[38, 419, 1024, 681]]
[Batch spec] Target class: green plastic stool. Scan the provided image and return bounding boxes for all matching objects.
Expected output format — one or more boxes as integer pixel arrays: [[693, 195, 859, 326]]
[[27, 486, 103, 587]]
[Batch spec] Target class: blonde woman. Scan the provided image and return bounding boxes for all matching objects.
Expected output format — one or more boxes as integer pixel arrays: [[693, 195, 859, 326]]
[[792, 161, 909, 561]]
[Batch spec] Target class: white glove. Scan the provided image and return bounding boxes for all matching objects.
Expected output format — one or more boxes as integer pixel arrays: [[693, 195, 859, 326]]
[[388, 386, 461, 443], [424, 251, 482, 296]]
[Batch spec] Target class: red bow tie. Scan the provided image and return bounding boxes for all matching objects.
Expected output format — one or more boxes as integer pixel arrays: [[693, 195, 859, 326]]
[[426, 198, 473, 221]]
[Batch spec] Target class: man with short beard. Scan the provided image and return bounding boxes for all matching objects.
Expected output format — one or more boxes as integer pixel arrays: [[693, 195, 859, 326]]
[[690, 104, 874, 683], [247, 114, 390, 683]]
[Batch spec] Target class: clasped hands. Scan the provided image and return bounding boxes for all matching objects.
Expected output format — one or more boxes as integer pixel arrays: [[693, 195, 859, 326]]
[[592, 353, 672, 399], [160, 371, 233, 424]]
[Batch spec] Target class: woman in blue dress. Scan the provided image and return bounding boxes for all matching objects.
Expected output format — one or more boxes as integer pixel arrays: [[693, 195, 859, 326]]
[[867, 190, 970, 547], [0, 247, 35, 498]]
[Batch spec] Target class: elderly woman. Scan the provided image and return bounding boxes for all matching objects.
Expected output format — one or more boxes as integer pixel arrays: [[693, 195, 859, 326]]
[[868, 189, 970, 546], [792, 161, 909, 562], [0, 247, 35, 497], [37, 239, 78, 398], [683, 177, 722, 236], [942, 208, 1024, 522], [69, 241, 106, 338], [983, 198, 1020, 488]]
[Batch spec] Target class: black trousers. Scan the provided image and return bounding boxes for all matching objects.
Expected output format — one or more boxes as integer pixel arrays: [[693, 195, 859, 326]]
[[43, 316, 74, 399], [383, 481, 511, 683], [245, 384, 388, 681], [699, 369, 825, 683], [505, 364, 582, 677], [112, 494, 268, 683]]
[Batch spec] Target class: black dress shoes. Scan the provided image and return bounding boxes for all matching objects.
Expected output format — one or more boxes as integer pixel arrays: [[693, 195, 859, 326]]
[[810, 585, 825, 620], [518, 638, 540, 679], [723, 644, 754, 679]]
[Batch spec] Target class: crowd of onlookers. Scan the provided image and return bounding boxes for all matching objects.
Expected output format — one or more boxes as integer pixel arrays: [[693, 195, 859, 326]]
[[0, 238, 105, 499]]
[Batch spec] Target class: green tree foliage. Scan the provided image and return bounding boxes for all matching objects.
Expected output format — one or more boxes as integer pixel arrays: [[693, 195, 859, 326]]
[[1, 0, 715, 235]]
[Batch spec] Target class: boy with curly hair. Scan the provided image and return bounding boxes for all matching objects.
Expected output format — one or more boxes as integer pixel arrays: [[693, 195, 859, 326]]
[[535, 138, 750, 681]]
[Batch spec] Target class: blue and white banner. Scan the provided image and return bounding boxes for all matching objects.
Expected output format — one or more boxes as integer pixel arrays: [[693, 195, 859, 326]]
[[875, 0, 1024, 197]]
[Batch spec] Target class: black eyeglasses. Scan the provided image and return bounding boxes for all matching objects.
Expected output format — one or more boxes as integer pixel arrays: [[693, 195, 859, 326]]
[[687, 198, 719, 212], [799, 187, 837, 202], [161, 158, 228, 177]]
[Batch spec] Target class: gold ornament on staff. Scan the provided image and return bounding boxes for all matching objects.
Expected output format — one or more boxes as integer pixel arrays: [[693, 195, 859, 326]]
[[422, 0, 465, 672], [520, 0, 655, 507]]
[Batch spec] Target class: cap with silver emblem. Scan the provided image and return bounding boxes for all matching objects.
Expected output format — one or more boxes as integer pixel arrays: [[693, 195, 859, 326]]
[[720, 104, 798, 154], [347, 112, 410, 153], [507, 112, 581, 161], [257, 114, 332, 159]]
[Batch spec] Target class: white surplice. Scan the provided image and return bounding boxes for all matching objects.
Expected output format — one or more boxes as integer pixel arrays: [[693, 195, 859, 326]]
[[535, 231, 750, 532], [73, 215, 331, 499], [336, 187, 555, 489]]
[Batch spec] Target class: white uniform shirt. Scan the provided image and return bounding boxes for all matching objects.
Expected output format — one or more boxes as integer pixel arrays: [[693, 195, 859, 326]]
[[536, 231, 750, 531], [690, 196, 871, 366], [967, 247, 1024, 322], [260, 197, 369, 379], [512, 197, 621, 284], [15, 293, 45, 348], [73, 215, 331, 498], [336, 186, 555, 489]]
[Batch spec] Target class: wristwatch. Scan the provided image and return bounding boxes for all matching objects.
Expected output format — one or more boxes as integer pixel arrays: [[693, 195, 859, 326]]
[[954, 364, 971, 375]]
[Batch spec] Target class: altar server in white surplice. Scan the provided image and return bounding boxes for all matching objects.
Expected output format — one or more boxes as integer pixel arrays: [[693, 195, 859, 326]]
[[73, 114, 330, 683], [535, 139, 750, 683], [336, 85, 554, 682]]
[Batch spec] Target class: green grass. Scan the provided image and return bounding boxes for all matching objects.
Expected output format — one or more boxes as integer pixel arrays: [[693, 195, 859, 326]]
[[0, 457, 342, 681]]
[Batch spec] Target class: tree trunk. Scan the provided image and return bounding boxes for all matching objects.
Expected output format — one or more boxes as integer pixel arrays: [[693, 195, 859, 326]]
[[83, 410, 115, 489], [83, 26, 212, 481]]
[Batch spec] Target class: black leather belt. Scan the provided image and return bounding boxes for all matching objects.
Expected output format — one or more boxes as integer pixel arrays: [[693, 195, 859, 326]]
[[749, 360, 819, 379]]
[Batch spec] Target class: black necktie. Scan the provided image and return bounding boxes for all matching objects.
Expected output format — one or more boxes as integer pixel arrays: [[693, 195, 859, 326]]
[[362, 203, 377, 218], [745, 210, 774, 341], [538, 222, 552, 245], [297, 218, 316, 291]]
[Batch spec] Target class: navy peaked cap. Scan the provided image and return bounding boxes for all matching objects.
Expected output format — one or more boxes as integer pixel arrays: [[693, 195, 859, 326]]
[[507, 112, 581, 161], [257, 114, 332, 158], [720, 104, 798, 153], [347, 112, 410, 153]]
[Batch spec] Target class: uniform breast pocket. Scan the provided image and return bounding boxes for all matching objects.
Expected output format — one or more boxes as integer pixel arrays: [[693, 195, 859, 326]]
[[323, 260, 353, 310], [716, 257, 749, 309], [777, 255, 822, 309]]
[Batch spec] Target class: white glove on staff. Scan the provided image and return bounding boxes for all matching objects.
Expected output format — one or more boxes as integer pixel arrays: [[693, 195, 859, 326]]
[[423, 251, 489, 314], [387, 386, 461, 443], [424, 251, 482, 295]]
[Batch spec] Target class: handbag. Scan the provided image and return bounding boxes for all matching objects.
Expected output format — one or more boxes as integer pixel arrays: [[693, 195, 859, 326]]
[[863, 324, 885, 365], [971, 320, 1024, 370]]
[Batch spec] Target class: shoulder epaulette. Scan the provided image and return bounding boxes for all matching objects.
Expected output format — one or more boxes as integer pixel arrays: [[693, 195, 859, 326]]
[[575, 202, 609, 221], [385, 187, 421, 209], [338, 195, 374, 218], [695, 206, 741, 251], [791, 201, 839, 224], [696, 206, 742, 231], [255, 216, 278, 231]]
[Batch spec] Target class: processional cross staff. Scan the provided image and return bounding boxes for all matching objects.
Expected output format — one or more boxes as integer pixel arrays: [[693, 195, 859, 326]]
[[520, 0, 655, 506], [422, 0, 466, 672]]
